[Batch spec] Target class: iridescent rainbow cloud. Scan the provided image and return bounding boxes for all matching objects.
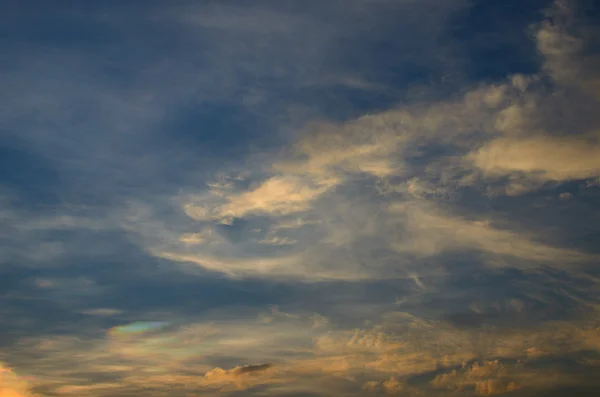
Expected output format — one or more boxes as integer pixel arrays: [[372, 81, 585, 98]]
[[107, 321, 169, 337]]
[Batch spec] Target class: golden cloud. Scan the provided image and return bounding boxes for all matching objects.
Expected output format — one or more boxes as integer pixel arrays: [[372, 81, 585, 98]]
[[431, 361, 520, 396], [469, 136, 600, 193], [0, 364, 35, 397], [200, 364, 275, 391], [5, 303, 600, 397]]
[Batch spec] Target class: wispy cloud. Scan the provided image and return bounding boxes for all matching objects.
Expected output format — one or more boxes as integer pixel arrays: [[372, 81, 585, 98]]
[[131, 5, 600, 277], [2, 1, 600, 396]]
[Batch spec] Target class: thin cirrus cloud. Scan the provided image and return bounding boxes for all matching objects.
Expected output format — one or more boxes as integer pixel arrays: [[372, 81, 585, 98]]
[[126, 0, 600, 281]]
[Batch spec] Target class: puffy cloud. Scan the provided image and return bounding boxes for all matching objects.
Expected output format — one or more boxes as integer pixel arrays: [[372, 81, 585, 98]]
[[430, 361, 521, 395], [362, 380, 380, 392], [458, 1, 600, 195], [382, 377, 404, 395], [469, 136, 600, 193], [535, 1, 600, 97]]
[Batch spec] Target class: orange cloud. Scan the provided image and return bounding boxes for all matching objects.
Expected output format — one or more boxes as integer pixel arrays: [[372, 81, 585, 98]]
[[0, 364, 34, 397], [200, 363, 276, 391]]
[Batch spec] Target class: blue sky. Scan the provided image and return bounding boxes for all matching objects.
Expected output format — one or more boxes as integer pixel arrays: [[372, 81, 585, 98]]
[[2, 0, 600, 396]]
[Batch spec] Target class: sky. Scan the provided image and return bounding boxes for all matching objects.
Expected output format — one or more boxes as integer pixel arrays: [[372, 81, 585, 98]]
[[1, 0, 600, 396]]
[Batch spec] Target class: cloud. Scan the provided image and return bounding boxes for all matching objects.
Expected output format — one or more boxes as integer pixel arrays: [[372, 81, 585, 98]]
[[382, 377, 405, 395], [3, 1, 600, 396], [0, 196, 124, 269], [119, 0, 600, 282], [469, 136, 600, 193], [184, 175, 338, 223], [430, 361, 521, 395], [587, 177, 600, 188], [535, 1, 600, 97], [180, 120, 403, 226], [457, 0, 600, 195], [80, 309, 123, 317], [427, 355, 600, 396], [153, 251, 303, 278], [53, 383, 123, 396], [0, 310, 329, 395], [0, 364, 35, 397], [274, 121, 402, 180], [150, 166, 594, 280], [7, 0, 593, 283], [4, 301, 600, 397], [258, 236, 298, 246], [389, 200, 591, 266], [201, 364, 275, 391]]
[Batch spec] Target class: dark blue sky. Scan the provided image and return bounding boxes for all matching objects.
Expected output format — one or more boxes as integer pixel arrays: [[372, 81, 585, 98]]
[[1, 1, 600, 396]]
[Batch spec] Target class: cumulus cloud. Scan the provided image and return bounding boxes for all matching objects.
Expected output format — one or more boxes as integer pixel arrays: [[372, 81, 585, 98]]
[[430, 361, 521, 395], [382, 377, 405, 395]]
